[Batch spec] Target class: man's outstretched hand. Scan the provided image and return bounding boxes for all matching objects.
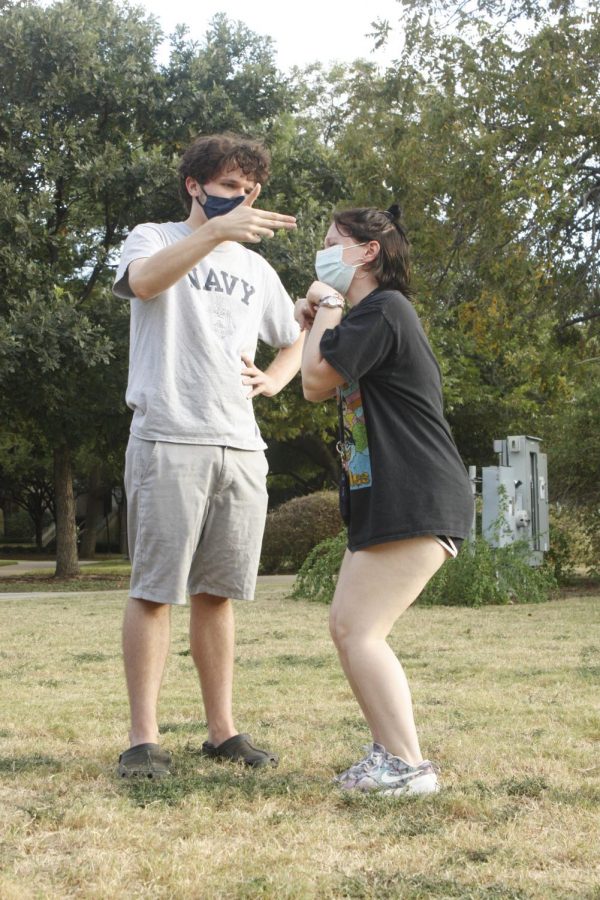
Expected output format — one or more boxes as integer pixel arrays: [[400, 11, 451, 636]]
[[211, 184, 297, 244]]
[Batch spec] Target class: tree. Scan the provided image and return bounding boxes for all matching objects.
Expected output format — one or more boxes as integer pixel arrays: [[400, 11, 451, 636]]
[[310, 0, 600, 469], [0, 1, 310, 569], [0, 0, 173, 573]]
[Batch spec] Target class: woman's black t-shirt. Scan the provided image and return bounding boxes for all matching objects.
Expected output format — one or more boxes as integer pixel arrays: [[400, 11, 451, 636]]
[[320, 288, 474, 551]]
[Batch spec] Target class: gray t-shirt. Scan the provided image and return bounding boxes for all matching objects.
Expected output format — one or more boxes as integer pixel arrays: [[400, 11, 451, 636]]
[[113, 222, 300, 449]]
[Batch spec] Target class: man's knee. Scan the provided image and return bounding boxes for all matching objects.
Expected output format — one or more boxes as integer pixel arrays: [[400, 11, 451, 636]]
[[127, 596, 171, 618], [190, 591, 229, 607]]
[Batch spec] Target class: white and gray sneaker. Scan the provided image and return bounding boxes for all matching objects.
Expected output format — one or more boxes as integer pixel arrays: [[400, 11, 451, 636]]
[[341, 748, 440, 796], [333, 743, 387, 786]]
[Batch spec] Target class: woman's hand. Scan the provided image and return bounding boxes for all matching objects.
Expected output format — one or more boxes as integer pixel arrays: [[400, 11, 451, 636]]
[[295, 282, 344, 331], [306, 280, 342, 306], [294, 298, 316, 331]]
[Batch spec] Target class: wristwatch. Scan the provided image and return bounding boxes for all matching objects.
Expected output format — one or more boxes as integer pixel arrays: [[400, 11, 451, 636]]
[[318, 294, 344, 309]]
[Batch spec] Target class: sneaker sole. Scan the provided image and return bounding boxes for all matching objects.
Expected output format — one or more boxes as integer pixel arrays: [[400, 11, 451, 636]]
[[344, 772, 440, 796], [380, 773, 440, 797]]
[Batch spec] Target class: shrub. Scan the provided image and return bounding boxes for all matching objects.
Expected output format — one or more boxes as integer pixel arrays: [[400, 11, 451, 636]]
[[292, 533, 558, 607], [546, 504, 596, 582], [586, 507, 600, 577], [420, 537, 558, 607], [546, 508, 578, 583], [291, 529, 347, 603], [260, 490, 344, 574]]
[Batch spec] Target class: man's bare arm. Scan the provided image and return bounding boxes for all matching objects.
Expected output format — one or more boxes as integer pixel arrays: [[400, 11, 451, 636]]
[[129, 184, 297, 301]]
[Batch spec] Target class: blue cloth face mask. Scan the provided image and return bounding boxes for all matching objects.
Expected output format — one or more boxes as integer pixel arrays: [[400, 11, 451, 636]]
[[314, 243, 367, 295], [196, 192, 245, 219]]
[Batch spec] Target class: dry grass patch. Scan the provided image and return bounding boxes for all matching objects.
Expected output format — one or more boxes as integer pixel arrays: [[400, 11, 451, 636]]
[[0, 584, 599, 898]]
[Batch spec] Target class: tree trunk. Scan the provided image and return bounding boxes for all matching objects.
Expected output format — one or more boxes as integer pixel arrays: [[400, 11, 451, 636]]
[[29, 493, 46, 551], [34, 516, 44, 551], [80, 463, 103, 559], [53, 444, 79, 577]]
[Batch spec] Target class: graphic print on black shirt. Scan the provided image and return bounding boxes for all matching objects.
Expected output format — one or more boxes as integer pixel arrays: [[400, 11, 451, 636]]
[[341, 382, 372, 491], [321, 289, 475, 551]]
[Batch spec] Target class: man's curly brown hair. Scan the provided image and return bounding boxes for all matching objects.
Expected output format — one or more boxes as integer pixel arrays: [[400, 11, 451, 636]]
[[178, 133, 271, 213]]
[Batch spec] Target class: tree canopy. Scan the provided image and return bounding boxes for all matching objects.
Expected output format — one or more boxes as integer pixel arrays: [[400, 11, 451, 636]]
[[1, 0, 598, 565]]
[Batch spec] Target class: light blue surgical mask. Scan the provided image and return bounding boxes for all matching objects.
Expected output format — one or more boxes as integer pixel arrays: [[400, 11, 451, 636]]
[[314, 243, 368, 295]]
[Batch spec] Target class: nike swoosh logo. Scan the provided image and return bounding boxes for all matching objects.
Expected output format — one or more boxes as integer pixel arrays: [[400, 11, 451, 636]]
[[380, 770, 416, 785]]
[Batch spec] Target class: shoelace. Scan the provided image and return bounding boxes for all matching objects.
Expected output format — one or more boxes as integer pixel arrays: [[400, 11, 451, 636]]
[[341, 745, 386, 781], [335, 748, 371, 782]]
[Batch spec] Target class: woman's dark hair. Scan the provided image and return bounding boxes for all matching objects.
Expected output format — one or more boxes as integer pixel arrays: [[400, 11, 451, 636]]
[[333, 204, 413, 296], [178, 133, 271, 213]]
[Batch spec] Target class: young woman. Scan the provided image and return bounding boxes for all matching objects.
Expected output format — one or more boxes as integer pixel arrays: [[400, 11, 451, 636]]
[[295, 206, 474, 796]]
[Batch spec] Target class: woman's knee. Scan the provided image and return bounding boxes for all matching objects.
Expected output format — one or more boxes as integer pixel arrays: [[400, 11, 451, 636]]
[[328, 607, 346, 648], [329, 607, 367, 650], [328, 607, 338, 643]]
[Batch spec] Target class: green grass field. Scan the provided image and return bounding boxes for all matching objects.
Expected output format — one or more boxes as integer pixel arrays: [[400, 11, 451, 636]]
[[0, 558, 131, 592], [0, 582, 599, 898]]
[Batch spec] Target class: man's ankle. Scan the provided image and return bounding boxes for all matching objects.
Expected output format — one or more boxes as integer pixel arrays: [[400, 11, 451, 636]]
[[207, 727, 237, 747], [129, 729, 160, 748]]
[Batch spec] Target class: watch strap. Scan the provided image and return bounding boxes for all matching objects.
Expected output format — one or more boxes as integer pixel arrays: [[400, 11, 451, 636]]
[[318, 294, 344, 309]]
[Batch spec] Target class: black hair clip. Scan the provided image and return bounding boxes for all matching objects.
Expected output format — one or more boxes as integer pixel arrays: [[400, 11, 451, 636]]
[[385, 203, 401, 221]]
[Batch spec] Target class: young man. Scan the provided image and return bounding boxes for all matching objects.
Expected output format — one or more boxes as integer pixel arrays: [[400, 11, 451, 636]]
[[113, 133, 303, 778]]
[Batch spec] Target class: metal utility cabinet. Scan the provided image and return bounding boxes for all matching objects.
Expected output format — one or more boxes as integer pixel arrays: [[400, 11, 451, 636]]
[[481, 435, 549, 566]]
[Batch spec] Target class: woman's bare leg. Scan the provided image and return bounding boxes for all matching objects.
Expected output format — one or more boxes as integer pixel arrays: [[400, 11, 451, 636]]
[[329, 537, 447, 764]]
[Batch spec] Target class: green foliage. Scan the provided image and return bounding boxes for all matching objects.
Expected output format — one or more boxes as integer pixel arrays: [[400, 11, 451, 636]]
[[586, 509, 600, 578], [1, 508, 34, 542], [0, 0, 328, 565], [1, 0, 599, 568], [545, 504, 595, 583], [420, 538, 558, 607], [291, 529, 347, 604], [0, 0, 171, 570], [546, 516, 578, 584], [547, 369, 600, 508], [318, 0, 600, 466], [293, 533, 558, 606], [260, 491, 343, 574]]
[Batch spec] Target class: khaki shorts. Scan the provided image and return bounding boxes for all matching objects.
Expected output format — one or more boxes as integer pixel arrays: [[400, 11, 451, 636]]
[[124, 436, 269, 604]]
